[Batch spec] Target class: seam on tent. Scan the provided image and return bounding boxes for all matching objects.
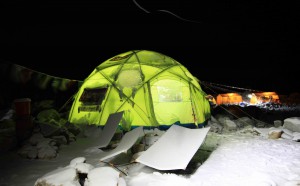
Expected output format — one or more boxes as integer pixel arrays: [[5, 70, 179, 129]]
[[189, 81, 199, 127], [146, 81, 159, 126], [132, 50, 145, 82], [113, 52, 134, 81]]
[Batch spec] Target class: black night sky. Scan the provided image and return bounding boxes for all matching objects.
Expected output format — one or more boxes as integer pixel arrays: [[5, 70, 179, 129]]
[[1, 0, 296, 95]]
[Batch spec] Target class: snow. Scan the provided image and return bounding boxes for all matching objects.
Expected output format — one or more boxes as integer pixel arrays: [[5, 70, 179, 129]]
[[1, 116, 300, 186], [190, 136, 300, 186]]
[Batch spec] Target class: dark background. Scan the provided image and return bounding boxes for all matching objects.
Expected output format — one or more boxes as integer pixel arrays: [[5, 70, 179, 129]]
[[0, 0, 296, 95]]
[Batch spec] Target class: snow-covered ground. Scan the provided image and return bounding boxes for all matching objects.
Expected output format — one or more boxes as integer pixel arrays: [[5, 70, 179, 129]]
[[1, 114, 300, 186]]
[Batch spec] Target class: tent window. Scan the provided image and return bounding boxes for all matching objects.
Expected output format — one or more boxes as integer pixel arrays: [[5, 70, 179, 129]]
[[79, 88, 107, 105], [157, 86, 182, 102]]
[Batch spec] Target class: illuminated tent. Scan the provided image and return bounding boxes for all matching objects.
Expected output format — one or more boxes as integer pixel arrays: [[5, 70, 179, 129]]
[[68, 50, 211, 130], [216, 93, 243, 105], [249, 92, 280, 105]]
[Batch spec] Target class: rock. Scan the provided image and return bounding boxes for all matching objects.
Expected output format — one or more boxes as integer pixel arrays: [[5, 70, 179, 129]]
[[292, 132, 300, 142], [29, 133, 45, 146], [131, 144, 145, 154], [27, 148, 38, 159], [65, 122, 81, 136], [274, 120, 282, 128], [281, 133, 293, 140], [0, 118, 15, 128], [235, 117, 256, 128], [237, 125, 256, 135], [283, 117, 300, 133], [255, 121, 266, 128], [18, 144, 36, 158], [52, 135, 68, 145], [293, 131, 300, 137], [207, 120, 223, 134], [268, 129, 282, 139], [37, 145, 57, 159], [216, 116, 231, 126], [283, 128, 294, 136], [36, 109, 61, 123], [65, 131, 76, 143], [0, 109, 15, 121], [201, 132, 222, 151], [39, 122, 61, 137], [223, 119, 237, 131], [210, 115, 218, 123], [36, 138, 56, 149]]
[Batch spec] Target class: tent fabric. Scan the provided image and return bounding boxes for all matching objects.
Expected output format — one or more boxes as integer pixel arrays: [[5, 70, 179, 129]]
[[68, 50, 211, 129]]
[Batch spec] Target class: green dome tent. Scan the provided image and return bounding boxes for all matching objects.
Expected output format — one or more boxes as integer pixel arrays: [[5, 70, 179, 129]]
[[68, 50, 211, 130]]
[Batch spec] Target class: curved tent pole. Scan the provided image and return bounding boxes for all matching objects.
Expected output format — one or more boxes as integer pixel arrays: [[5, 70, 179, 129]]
[[132, 50, 145, 81]]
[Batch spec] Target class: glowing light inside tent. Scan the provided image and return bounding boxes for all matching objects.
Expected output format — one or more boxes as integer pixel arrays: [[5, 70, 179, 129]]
[[117, 70, 142, 88], [157, 86, 182, 102]]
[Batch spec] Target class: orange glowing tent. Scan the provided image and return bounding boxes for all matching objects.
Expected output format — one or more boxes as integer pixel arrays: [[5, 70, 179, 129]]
[[216, 93, 243, 105], [250, 92, 280, 104]]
